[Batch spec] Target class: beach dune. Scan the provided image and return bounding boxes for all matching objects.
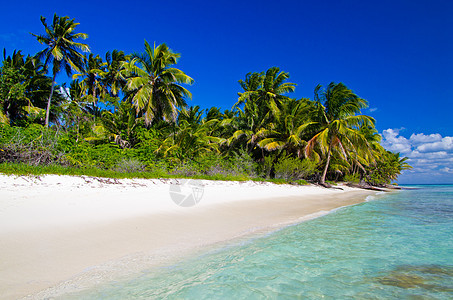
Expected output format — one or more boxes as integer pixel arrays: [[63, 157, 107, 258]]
[[0, 175, 373, 299]]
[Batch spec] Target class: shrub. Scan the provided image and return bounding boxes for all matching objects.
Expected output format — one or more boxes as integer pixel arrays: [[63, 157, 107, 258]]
[[274, 155, 316, 181], [258, 155, 274, 179], [294, 179, 309, 185], [134, 127, 161, 167], [0, 124, 64, 165], [174, 150, 258, 178], [64, 142, 126, 169], [344, 173, 360, 183], [114, 158, 146, 173], [171, 160, 199, 177]]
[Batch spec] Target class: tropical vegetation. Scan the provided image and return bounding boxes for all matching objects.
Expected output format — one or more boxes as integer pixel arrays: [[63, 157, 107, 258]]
[[0, 14, 411, 186]]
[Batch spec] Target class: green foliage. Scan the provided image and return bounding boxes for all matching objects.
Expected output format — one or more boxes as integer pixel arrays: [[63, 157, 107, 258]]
[[344, 173, 360, 183], [294, 179, 309, 185], [305, 82, 375, 184], [121, 41, 193, 125], [0, 162, 164, 179], [229, 149, 257, 176], [366, 151, 412, 186], [258, 155, 275, 179], [274, 154, 317, 181], [133, 127, 161, 166], [169, 150, 257, 179], [0, 51, 53, 126], [64, 142, 127, 169], [0, 123, 64, 164], [0, 65, 26, 103], [114, 158, 146, 173], [158, 118, 223, 161]]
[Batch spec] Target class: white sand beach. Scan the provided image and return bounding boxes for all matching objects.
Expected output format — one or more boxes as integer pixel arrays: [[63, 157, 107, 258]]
[[0, 174, 374, 299]]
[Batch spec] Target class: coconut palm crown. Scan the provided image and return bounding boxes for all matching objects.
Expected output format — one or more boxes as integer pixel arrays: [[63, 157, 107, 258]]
[[121, 40, 194, 125]]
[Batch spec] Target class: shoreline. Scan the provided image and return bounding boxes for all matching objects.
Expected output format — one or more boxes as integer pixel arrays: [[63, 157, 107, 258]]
[[0, 174, 376, 299]]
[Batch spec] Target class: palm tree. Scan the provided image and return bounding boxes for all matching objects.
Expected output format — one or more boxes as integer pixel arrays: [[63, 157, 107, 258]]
[[257, 98, 315, 157], [305, 82, 375, 186], [0, 49, 54, 125], [235, 67, 296, 127], [102, 50, 126, 97], [59, 80, 95, 141], [32, 13, 90, 127], [100, 101, 141, 148], [178, 105, 204, 125], [1, 50, 29, 123], [259, 67, 297, 118], [367, 151, 412, 185], [229, 67, 297, 155], [21, 55, 55, 117], [121, 40, 193, 125], [73, 53, 104, 110], [158, 118, 223, 160], [349, 125, 384, 178], [205, 107, 223, 121], [235, 71, 264, 110]]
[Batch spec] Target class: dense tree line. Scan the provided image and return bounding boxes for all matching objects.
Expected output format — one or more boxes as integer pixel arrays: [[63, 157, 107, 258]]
[[0, 14, 411, 186]]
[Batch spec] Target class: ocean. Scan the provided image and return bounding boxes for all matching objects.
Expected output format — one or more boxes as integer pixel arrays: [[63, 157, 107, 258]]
[[64, 185, 453, 299]]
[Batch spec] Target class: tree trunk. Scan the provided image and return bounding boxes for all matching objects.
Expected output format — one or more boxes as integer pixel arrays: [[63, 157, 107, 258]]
[[92, 88, 96, 107], [92, 88, 97, 122], [45, 73, 56, 127], [76, 116, 80, 143], [320, 136, 334, 185]]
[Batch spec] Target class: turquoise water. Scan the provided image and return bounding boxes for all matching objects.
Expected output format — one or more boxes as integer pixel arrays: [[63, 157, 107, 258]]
[[67, 185, 453, 299]]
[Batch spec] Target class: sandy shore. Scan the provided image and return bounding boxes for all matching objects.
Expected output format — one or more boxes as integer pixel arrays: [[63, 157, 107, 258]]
[[0, 174, 375, 299]]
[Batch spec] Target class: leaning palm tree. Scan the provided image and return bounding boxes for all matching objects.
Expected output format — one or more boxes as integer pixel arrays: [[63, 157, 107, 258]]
[[121, 40, 193, 125], [367, 151, 412, 185], [349, 125, 384, 177], [305, 82, 375, 186], [32, 13, 90, 127]]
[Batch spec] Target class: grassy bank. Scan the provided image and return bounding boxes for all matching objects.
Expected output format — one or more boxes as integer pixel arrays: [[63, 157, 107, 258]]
[[0, 162, 309, 185]]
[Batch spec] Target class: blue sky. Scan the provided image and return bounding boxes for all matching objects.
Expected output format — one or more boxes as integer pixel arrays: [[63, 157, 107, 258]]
[[1, 0, 452, 183]]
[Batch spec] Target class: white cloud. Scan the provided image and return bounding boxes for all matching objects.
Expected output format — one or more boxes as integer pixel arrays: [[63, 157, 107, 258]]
[[381, 129, 453, 183], [408, 151, 448, 159], [439, 167, 453, 174], [369, 107, 378, 112], [381, 128, 411, 154], [409, 133, 442, 144], [416, 136, 453, 153]]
